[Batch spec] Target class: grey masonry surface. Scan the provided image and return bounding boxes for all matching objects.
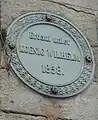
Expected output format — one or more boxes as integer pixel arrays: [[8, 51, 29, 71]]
[[48, 0, 98, 10], [0, 0, 98, 120]]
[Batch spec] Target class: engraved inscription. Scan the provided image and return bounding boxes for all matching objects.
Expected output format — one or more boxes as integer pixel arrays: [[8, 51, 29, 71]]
[[19, 30, 81, 77], [29, 32, 70, 45], [29, 32, 51, 43], [41, 64, 64, 76], [19, 45, 45, 56], [19, 45, 80, 62]]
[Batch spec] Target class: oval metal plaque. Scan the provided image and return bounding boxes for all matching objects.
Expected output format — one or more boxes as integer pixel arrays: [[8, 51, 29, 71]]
[[7, 12, 95, 98]]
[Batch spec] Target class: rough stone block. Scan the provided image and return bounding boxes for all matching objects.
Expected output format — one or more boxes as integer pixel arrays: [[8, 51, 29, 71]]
[[52, 0, 98, 10], [92, 47, 98, 81], [84, 0, 98, 10], [55, 0, 84, 6], [1, 0, 98, 45], [0, 111, 46, 120]]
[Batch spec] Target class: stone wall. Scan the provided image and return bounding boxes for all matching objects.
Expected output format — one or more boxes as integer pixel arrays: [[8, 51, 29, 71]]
[[0, 0, 98, 120]]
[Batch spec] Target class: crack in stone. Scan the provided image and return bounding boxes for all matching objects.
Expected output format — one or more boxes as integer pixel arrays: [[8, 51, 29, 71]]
[[0, 65, 6, 69], [0, 109, 47, 119], [57, 117, 77, 120], [41, 0, 96, 16]]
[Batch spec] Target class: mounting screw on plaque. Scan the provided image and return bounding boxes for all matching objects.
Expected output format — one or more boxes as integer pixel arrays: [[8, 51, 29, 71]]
[[51, 87, 58, 95], [9, 41, 16, 50], [46, 14, 52, 21], [85, 56, 92, 63]]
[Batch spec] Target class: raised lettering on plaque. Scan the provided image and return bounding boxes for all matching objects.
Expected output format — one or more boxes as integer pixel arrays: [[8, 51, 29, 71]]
[[7, 12, 95, 98]]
